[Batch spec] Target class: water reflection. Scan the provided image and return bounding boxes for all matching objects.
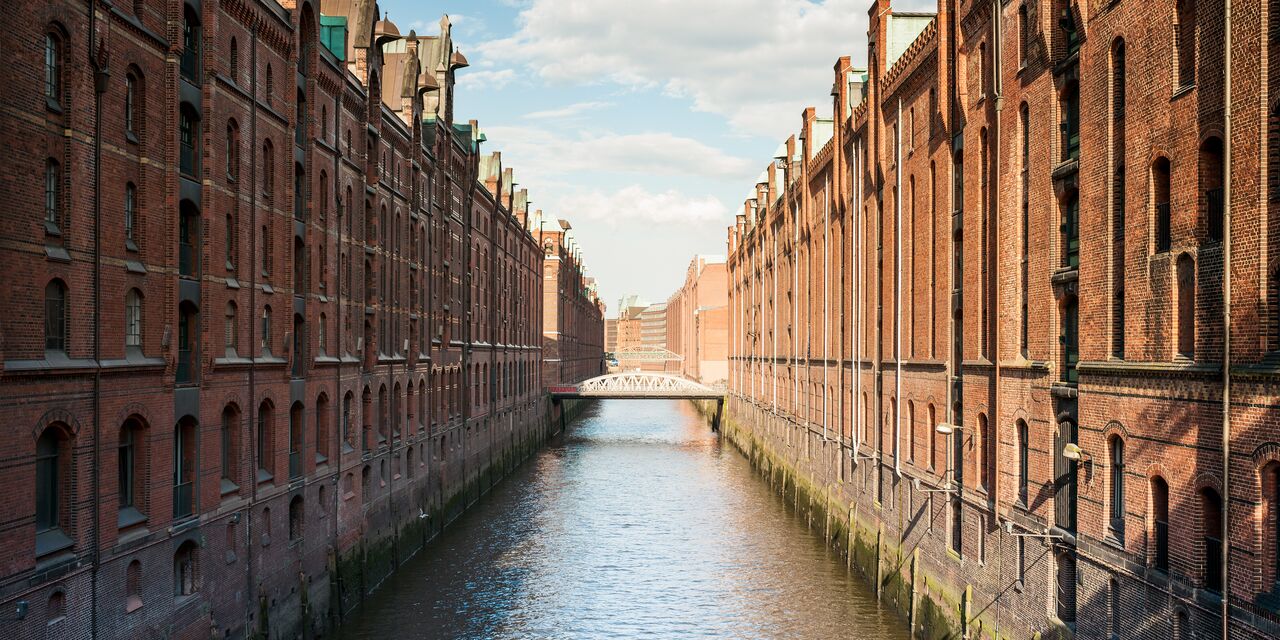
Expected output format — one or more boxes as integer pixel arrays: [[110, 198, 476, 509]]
[[335, 400, 908, 640]]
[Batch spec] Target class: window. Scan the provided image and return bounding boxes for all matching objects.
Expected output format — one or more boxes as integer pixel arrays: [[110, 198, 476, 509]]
[[342, 392, 353, 449], [225, 214, 236, 271], [261, 305, 272, 354], [173, 541, 198, 596], [45, 159, 60, 232], [928, 404, 938, 470], [124, 72, 138, 139], [179, 201, 198, 278], [1176, 0, 1195, 87], [1062, 81, 1080, 161], [1062, 296, 1079, 382], [1152, 476, 1170, 571], [36, 426, 69, 551], [262, 140, 274, 200], [118, 420, 144, 518], [45, 30, 62, 107], [176, 302, 196, 384], [257, 401, 274, 481], [1056, 550, 1077, 626], [1202, 487, 1224, 592], [1017, 420, 1030, 505], [907, 401, 916, 462], [1112, 41, 1127, 358], [47, 591, 65, 623], [1063, 193, 1079, 268], [226, 121, 239, 182], [1154, 158, 1172, 252], [124, 183, 137, 247], [265, 64, 273, 105], [318, 313, 327, 355], [45, 279, 68, 354], [979, 413, 993, 492], [315, 393, 329, 463], [293, 237, 306, 293], [261, 223, 272, 277], [1109, 436, 1125, 540], [224, 302, 237, 355], [179, 104, 199, 177], [125, 289, 142, 349], [173, 417, 197, 518], [220, 405, 239, 492], [291, 314, 305, 379], [1018, 5, 1028, 66], [288, 495, 303, 541], [1177, 253, 1195, 358], [180, 5, 200, 82], [126, 560, 143, 612], [289, 402, 303, 479], [229, 38, 238, 81], [1202, 137, 1225, 242], [1061, 7, 1080, 56], [294, 164, 305, 221]]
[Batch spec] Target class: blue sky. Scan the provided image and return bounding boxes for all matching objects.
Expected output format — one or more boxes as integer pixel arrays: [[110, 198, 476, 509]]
[[377, 0, 892, 314]]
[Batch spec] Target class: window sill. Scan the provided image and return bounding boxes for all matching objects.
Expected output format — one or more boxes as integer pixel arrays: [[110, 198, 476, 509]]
[[1172, 83, 1196, 101], [117, 506, 148, 530], [256, 469, 275, 485], [35, 528, 74, 559], [220, 478, 240, 496]]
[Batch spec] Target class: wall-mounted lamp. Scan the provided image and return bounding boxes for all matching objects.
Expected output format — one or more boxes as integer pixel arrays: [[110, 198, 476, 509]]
[[912, 476, 954, 494], [1062, 442, 1090, 462], [935, 422, 958, 435]]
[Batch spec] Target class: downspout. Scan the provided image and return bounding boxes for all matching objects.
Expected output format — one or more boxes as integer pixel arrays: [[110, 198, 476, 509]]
[[824, 173, 831, 441], [246, 24, 259, 617], [991, 0, 1004, 507], [793, 199, 800, 421], [854, 138, 862, 454], [331, 89, 342, 550], [895, 98, 903, 477], [1220, 0, 1233, 634], [773, 229, 778, 412], [88, 2, 108, 637]]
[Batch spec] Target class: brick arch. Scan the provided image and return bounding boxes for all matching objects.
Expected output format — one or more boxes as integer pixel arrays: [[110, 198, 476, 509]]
[[33, 408, 80, 441], [1252, 441, 1280, 468], [1100, 420, 1130, 441], [114, 402, 156, 430], [1192, 471, 1223, 497]]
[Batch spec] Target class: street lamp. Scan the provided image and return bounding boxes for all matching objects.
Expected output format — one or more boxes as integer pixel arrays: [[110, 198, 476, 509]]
[[1002, 519, 1067, 540]]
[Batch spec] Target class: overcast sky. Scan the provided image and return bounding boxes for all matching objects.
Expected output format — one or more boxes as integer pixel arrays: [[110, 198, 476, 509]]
[[378, 0, 891, 315]]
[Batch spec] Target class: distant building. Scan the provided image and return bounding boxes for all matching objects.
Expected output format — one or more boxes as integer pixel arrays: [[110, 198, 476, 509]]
[[605, 318, 619, 353], [665, 255, 728, 384], [539, 219, 607, 385], [637, 303, 669, 372]]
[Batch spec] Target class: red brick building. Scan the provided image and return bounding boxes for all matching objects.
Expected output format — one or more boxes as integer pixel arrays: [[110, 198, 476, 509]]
[[538, 217, 606, 385], [727, 0, 1280, 637], [0, 2, 600, 638], [664, 255, 729, 384]]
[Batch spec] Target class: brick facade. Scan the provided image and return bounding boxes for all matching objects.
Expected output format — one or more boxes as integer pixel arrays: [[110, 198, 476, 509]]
[[0, 1, 601, 638], [538, 218, 606, 386], [727, 0, 1280, 637], [664, 255, 729, 384]]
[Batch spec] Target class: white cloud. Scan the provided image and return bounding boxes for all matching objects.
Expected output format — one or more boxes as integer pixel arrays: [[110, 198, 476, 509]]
[[552, 185, 730, 227], [482, 125, 753, 182], [474, 0, 914, 138], [523, 101, 614, 120], [456, 68, 517, 90]]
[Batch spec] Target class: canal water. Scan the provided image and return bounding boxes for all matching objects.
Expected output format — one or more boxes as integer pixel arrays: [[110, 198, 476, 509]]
[[335, 400, 908, 639]]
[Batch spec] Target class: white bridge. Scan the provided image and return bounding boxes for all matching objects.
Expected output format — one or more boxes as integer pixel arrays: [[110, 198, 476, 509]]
[[610, 345, 684, 363], [549, 373, 723, 400]]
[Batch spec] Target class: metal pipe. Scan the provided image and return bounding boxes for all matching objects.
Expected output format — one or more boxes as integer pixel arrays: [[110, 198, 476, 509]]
[[88, 2, 108, 637], [1220, 0, 1234, 633], [895, 97, 903, 477]]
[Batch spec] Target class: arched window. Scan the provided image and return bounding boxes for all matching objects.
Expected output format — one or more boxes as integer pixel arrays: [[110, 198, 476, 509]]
[[342, 391, 354, 449], [45, 279, 68, 354], [1109, 436, 1125, 540], [288, 402, 303, 479], [124, 183, 137, 248], [126, 560, 143, 612], [179, 104, 199, 177], [124, 69, 140, 139], [361, 387, 372, 451], [228, 37, 238, 81], [315, 393, 329, 463], [180, 5, 200, 82], [45, 158, 60, 231], [1153, 158, 1173, 253], [47, 590, 65, 623], [979, 413, 993, 492], [1017, 419, 1030, 505], [226, 120, 239, 182], [1056, 550, 1077, 625], [1062, 296, 1079, 382], [291, 314, 305, 378], [261, 305, 272, 354], [124, 288, 143, 350], [293, 163, 305, 221], [221, 404, 240, 492], [907, 401, 916, 463], [118, 418, 146, 520], [35, 425, 71, 555], [1176, 0, 1195, 87], [928, 404, 938, 470], [264, 63, 273, 105], [1201, 137, 1225, 242], [262, 139, 274, 200], [176, 302, 197, 384], [1152, 476, 1170, 571], [173, 417, 197, 518], [1177, 253, 1196, 358], [1201, 487, 1223, 592], [173, 541, 198, 596], [378, 384, 389, 443], [257, 401, 274, 481], [293, 236, 306, 293], [45, 29, 63, 107], [288, 495, 303, 541], [1109, 578, 1121, 639], [318, 312, 327, 356], [224, 301, 238, 356]]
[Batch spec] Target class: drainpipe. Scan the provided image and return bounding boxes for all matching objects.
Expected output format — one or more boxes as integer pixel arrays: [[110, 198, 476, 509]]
[[331, 90, 342, 550], [824, 173, 831, 440], [246, 23, 259, 619], [88, 2, 109, 638], [1220, 0, 1233, 634], [991, 0, 1004, 508], [773, 230, 778, 412], [895, 98, 903, 477], [793, 199, 800, 422], [854, 138, 862, 453]]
